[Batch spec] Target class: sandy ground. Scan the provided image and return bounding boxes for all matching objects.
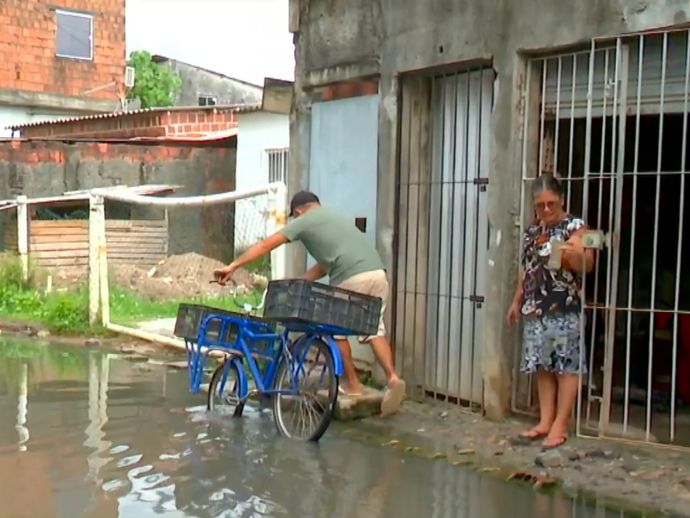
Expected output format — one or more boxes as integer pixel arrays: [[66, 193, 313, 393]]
[[343, 400, 690, 516]]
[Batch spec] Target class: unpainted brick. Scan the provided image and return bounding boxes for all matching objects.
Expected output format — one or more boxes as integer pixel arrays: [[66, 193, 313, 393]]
[[0, 0, 125, 101]]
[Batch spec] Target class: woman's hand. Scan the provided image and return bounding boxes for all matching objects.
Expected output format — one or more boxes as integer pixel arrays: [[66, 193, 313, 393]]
[[561, 232, 594, 273], [506, 299, 521, 326]]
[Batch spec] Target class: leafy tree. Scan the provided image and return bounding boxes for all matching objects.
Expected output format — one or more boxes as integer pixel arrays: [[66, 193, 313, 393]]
[[127, 50, 182, 108]]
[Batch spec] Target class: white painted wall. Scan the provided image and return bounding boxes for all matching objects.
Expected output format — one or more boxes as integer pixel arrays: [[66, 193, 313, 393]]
[[0, 106, 79, 138], [235, 111, 289, 252]]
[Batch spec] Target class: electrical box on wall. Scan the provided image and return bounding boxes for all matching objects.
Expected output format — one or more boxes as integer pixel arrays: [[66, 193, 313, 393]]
[[124, 66, 136, 88]]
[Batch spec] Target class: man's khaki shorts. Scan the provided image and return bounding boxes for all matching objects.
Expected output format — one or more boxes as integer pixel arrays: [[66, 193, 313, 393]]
[[336, 269, 389, 341]]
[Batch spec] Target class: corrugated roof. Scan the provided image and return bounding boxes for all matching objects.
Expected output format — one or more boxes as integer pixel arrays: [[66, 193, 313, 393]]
[[0, 184, 180, 212], [6, 105, 248, 131], [0, 128, 238, 144]]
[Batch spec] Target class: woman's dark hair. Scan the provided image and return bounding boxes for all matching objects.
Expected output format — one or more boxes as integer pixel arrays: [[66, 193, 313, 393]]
[[531, 173, 563, 198]]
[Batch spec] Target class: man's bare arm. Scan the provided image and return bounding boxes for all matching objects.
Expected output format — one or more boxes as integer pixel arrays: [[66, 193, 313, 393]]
[[214, 233, 289, 284], [302, 263, 327, 281]]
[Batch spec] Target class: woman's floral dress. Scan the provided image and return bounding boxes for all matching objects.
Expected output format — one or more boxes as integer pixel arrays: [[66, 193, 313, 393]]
[[520, 215, 587, 374]]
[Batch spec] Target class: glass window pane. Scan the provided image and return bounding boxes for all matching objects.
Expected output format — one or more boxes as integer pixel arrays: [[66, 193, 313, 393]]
[[56, 12, 92, 59]]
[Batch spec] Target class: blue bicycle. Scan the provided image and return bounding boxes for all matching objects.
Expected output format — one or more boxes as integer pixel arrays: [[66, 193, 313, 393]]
[[178, 284, 346, 441]]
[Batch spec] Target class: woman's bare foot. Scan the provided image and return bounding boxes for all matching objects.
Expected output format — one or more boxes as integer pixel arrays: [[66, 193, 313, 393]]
[[541, 434, 568, 450], [519, 426, 550, 440]]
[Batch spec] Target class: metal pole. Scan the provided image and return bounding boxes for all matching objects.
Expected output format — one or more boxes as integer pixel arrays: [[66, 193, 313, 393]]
[[669, 30, 690, 443], [268, 182, 288, 280], [600, 39, 630, 437], [16, 195, 28, 281], [88, 194, 102, 325], [645, 32, 669, 442]]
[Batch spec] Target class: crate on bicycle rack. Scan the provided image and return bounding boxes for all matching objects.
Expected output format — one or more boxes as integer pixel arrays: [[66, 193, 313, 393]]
[[263, 279, 382, 336], [174, 304, 275, 354]]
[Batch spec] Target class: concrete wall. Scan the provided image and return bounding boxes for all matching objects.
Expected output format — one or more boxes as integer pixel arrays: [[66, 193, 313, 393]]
[[291, 0, 690, 417], [159, 59, 262, 107], [0, 140, 237, 262], [234, 111, 289, 250]]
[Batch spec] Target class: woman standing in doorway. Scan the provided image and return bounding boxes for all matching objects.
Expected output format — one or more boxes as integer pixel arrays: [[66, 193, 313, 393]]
[[506, 174, 595, 450]]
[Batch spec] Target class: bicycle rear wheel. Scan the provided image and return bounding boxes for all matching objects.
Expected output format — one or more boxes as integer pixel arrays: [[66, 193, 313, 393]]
[[208, 360, 245, 418], [273, 337, 338, 441]]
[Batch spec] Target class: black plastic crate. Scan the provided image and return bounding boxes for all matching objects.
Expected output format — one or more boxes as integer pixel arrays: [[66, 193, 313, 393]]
[[174, 304, 274, 353], [263, 279, 382, 336]]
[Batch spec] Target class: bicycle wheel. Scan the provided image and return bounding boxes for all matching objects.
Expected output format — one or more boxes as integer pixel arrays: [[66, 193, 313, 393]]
[[208, 360, 245, 418], [273, 337, 339, 441]]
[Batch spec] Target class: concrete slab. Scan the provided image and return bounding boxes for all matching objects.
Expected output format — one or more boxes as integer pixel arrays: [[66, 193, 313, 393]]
[[334, 386, 383, 420], [137, 318, 177, 337], [200, 379, 383, 421]]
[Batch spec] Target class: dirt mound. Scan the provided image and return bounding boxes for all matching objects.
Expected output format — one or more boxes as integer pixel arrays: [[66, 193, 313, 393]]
[[112, 252, 266, 300], [48, 252, 267, 300]]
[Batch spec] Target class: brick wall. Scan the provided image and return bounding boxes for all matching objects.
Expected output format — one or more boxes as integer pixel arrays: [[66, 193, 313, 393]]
[[18, 107, 238, 138], [0, 139, 238, 262], [0, 0, 126, 101]]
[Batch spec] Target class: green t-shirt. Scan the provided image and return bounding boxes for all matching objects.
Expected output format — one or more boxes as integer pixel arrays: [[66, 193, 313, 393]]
[[280, 206, 384, 286]]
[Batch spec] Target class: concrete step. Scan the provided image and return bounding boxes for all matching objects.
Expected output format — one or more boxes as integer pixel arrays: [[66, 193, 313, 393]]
[[334, 386, 383, 420], [201, 381, 383, 421]]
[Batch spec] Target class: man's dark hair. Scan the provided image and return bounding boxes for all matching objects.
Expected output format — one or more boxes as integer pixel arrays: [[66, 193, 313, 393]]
[[289, 191, 320, 216]]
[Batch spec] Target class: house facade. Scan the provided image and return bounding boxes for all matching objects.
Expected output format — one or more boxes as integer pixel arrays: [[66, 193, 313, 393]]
[[152, 56, 262, 108], [0, 0, 126, 137], [289, 0, 690, 448], [234, 105, 289, 252]]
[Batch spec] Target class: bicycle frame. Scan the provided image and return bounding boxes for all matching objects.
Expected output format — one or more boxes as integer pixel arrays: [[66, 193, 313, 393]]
[[197, 313, 344, 404]]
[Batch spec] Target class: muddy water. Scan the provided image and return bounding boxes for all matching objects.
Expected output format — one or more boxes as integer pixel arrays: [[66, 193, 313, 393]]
[[0, 339, 641, 518]]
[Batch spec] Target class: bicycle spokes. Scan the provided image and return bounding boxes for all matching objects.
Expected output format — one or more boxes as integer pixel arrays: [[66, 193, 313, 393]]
[[273, 339, 338, 441]]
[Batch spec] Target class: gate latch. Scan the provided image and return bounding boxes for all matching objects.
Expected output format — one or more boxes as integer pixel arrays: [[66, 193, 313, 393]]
[[469, 295, 485, 308], [473, 177, 489, 192]]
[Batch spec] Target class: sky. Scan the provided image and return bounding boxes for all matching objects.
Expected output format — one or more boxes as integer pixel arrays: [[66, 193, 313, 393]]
[[125, 0, 295, 86]]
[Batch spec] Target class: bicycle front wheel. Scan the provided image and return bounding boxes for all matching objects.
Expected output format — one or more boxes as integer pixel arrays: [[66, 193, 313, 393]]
[[273, 337, 338, 441], [208, 360, 245, 418]]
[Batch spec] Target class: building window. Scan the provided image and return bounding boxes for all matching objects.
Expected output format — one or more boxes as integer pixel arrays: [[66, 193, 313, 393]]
[[266, 148, 289, 184], [56, 9, 93, 60], [198, 95, 217, 106]]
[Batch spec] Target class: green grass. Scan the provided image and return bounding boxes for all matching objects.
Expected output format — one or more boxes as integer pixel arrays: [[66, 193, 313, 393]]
[[0, 256, 264, 334], [109, 286, 264, 326], [0, 258, 93, 333]]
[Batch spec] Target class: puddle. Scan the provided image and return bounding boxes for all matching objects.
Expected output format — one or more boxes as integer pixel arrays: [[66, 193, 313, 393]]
[[0, 338, 647, 517]]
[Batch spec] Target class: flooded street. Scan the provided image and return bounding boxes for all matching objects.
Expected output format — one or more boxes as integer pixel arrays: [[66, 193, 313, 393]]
[[0, 339, 641, 518]]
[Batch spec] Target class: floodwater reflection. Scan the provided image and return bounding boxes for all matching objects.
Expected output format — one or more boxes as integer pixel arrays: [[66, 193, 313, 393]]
[[0, 339, 644, 518]]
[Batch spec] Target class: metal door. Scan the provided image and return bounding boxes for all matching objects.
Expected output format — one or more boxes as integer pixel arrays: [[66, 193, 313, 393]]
[[309, 95, 379, 248], [396, 67, 493, 409]]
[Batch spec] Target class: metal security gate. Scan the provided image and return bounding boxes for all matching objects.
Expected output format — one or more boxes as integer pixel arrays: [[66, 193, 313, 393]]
[[395, 67, 493, 410], [516, 28, 690, 448]]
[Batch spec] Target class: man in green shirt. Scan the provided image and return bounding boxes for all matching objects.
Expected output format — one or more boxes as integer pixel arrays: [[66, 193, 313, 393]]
[[214, 191, 406, 416]]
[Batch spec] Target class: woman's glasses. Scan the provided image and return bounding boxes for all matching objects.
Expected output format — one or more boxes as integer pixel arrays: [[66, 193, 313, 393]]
[[534, 200, 559, 211]]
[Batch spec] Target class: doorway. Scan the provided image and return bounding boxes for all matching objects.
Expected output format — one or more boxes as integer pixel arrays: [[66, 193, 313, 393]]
[[516, 30, 690, 447], [395, 66, 493, 410]]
